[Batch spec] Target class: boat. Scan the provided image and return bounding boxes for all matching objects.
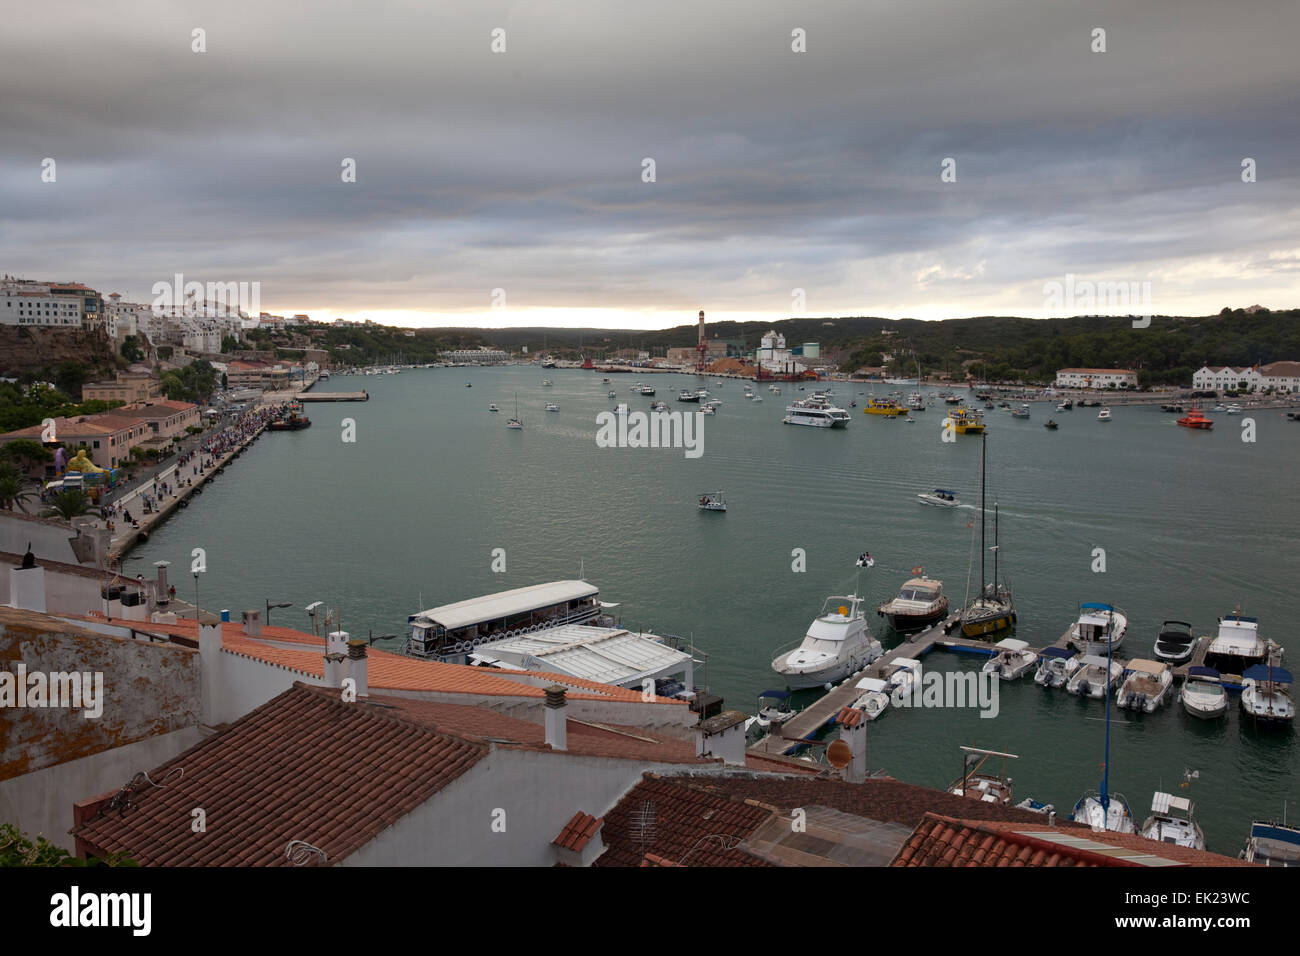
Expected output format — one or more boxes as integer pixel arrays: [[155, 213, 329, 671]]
[[695, 388, 710, 399], [1153, 620, 1196, 665], [488, 403, 500, 412], [1203, 612, 1268, 676], [941, 408, 985, 434], [1011, 404, 1030, 419], [982, 637, 1037, 680], [1071, 639, 1136, 834], [1240, 663, 1295, 727], [544, 403, 560, 412], [1097, 407, 1112, 421], [1015, 798, 1056, 816], [637, 385, 656, 396], [883, 657, 922, 703], [1141, 792, 1206, 850], [877, 575, 949, 631], [1177, 407, 1213, 429], [1160, 402, 1184, 413], [466, 381, 472, 387], [677, 389, 700, 403], [608, 390, 617, 398], [651, 401, 669, 411], [1066, 654, 1125, 699], [1225, 403, 1243, 415], [1044, 419, 1059, 430], [1179, 666, 1228, 719], [849, 677, 891, 720], [1057, 400, 1073, 411], [1241, 818, 1300, 866], [1034, 646, 1080, 688], [267, 405, 311, 430], [958, 436, 1016, 640], [1117, 659, 1174, 712], [697, 491, 727, 512], [1065, 602, 1128, 655], [949, 746, 1017, 805], [908, 393, 926, 411], [783, 398, 851, 428], [770, 593, 884, 689], [753, 690, 795, 732], [916, 489, 960, 508], [506, 393, 523, 429], [862, 398, 906, 416], [1210, 403, 1227, 412], [542, 379, 553, 386]]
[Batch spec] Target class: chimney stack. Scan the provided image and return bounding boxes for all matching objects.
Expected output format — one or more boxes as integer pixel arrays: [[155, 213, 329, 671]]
[[346, 638, 368, 697], [544, 685, 568, 751], [835, 707, 868, 783], [323, 652, 345, 688], [241, 609, 262, 636], [694, 711, 748, 766]]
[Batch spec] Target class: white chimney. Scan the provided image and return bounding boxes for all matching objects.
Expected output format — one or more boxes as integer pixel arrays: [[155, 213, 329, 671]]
[[327, 630, 349, 655], [198, 623, 223, 725], [241, 609, 262, 636], [346, 638, 368, 697], [836, 706, 868, 783], [9, 567, 46, 613], [323, 652, 345, 688], [544, 685, 568, 751], [694, 711, 748, 766]]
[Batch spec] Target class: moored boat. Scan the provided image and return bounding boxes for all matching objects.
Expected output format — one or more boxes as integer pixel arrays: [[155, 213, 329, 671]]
[[1240, 663, 1295, 728], [1241, 819, 1300, 866], [1065, 602, 1128, 655], [942, 408, 985, 434], [1117, 659, 1173, 712], [1179, 666, 1228, 719], [1203, 613, 1268, 677], [1034, 646, 1081, 688], [771, 593, 884, 689], [877, 575, 949, 631], [849, 677, 891, 720], [1141, 792, 1205, 850], [1072, 791, 1135, 834], [1066, 654, 1125, 699], [983, 638, 1037, 681], [1153, 620, 1196, 665], [862, 398, 906, 416], [948, 746, 1017, 805]]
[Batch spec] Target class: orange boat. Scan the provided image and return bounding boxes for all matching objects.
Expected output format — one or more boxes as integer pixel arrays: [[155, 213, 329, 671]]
[[1177, 407, 1213, 429]]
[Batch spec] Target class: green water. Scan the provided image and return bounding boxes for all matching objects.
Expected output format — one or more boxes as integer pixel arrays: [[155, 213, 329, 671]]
[[130, 367, 1300, 853]]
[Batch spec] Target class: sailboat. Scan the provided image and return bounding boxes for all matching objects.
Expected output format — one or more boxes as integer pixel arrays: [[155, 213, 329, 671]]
[[959, 434, 1016, 639], [1070, 614, 1136, 833], [506, 393, 523, 429]]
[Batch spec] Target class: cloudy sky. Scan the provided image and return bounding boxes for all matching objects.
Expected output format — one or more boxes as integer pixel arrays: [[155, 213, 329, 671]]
[[3, 0, 1298, 329]]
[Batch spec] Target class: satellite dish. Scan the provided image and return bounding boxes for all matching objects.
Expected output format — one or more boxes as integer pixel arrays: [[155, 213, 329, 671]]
[[826, 739, 852, 769]]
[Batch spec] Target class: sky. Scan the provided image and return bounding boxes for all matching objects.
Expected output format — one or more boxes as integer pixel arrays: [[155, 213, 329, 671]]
[[2, 0, 1298, 330]]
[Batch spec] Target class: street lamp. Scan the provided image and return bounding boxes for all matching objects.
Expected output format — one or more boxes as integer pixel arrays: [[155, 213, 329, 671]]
[[266, 600, 293, 626], [304, 601, 323, 636]]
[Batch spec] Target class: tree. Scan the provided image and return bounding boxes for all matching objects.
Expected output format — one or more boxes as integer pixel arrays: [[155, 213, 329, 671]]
[[0, 465, 34, 512], [0, 822, 135, 867], [120, 336, 144, 362], [40, 488, 94, 522], [0, 438, 53, 474], [53, 361, 88, 399]]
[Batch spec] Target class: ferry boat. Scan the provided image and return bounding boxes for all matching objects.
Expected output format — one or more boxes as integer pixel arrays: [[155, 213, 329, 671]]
[[1180, 667, 1228, 719], [916, 489, 959, 508], [783, 398, 851, 428], [877, 575, 948, 631], [982, 638, 1037, 681], [942, 408, 985, 434], [1203, 613, 1268, 677], [1117, 659, 1174, 712], [697, 490, 727, 512], [1034, 647, 1081, 688], [1065, 602, 1128, 655], [862, 398, 906, 416], [770, 593, 884, 689], [1141, 793, 1205, 850], [1241, 819, 1300, 866], [1240, 663, 1294, 727], [1177, 407, 1213, 429]]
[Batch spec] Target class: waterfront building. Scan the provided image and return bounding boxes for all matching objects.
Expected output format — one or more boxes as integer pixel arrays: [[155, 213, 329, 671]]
[[1260, 361, 1300, 392], [0, 281, 84, 328], [1054, 368, 1139, 389], [0, 399, 197, 474], [443, 347, 508, 364], [1192, 365, 1262, 392], [81, 371, 163, 404]]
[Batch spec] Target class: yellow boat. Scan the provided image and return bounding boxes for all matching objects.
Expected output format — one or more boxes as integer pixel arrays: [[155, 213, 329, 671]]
[[863, 398, 906, 416], [943, 408, 985, 434]]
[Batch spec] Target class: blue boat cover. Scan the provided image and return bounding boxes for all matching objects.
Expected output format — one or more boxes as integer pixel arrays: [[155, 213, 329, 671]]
[[1039, 646, 1075, 659], [934, 489, 955, 495], [1242, 665, 1293, 683], [1187, 665, 1220, 679], [758, 689, 792, 699], [1251, 822, 1300, 844], [1080, 602, 1114, 612]]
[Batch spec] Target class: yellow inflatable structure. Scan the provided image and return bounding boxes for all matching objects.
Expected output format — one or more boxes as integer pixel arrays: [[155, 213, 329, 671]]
[[65, 448, 107, 474]]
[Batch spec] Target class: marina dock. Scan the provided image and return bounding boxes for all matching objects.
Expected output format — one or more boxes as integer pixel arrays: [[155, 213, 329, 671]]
[[295, 391, 369, 402]]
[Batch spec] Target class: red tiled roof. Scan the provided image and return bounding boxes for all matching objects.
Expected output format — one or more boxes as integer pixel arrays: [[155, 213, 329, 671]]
[[836, 706, 863, 728], [71, 683, 486, 866], [553, 812, 602, 852], [893, 813, 1111, 867]]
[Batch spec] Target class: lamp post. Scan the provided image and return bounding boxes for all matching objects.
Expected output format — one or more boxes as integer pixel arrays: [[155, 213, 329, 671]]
[[305, 601, 323, 637], [266, 600, 293, 627]]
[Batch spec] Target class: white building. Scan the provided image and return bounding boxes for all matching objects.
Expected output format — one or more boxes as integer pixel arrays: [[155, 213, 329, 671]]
[[0, 283, 83, 328], [1055, 368, 1138, 389], [1260, 361, 1300, 393], [756, 329, 807, 376], [1191, 366, 1262, 392]]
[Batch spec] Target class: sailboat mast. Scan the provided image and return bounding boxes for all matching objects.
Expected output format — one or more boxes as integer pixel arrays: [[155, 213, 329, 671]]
[[1102, 617, 1113, 817], [979, 434, 987, 596], [993, 502, 1000, 590]]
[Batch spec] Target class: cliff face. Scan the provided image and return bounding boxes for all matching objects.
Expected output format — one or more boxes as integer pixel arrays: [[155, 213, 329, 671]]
[[0, 326, 119, 379]]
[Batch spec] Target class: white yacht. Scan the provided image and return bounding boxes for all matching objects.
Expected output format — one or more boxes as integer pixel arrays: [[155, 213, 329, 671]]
[[1180, 667, 1228, 719], [850, 677, 891, 720], [916, 489, 960, 508], [983, 638, 1037, 681], [1225, 403, 1244, 415], [1240, 663, 1295, 727], [1072, 791, 1136, 833], [770, 594, 883, 689], [1141, 793, 1205, 850], [1035, 647, 1081, 688], [488, 403, 500, 412], [1097, 407, 1112, 421], [1117, 659, 1174, 712], [544, 403, 560, 412], [1066, 654, 1124, 699], [1065, 602, 1128, 655], [783, 398, 851, 428], [1203, 613, 1268, 677]]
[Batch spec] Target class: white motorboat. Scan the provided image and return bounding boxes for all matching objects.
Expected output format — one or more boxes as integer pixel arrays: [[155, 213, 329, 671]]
[[1097, 407, 1112, 421], [1117, 659, 1173, 712], [1153, 620, 1196, 665], [637, 385, 656, 396], [1210, 403, 1227, 413], [1225, 403, 1243, 415], [1240, 663, 1295, 727], [884, 657, 922, 705], [1072, 791, 1136, 833], [695, 388, 710, 399], [1035, 646, 1081, 687], [1241, 819, 1300, 866], [697, 490, 727, 512], [650, 401, 668, 411], [677, 389, 700, 403], [1141, 792, 1205, 850], [544, 403, 560, 412], [607, 390, 617, 398], [753, 690, 795, 732], [1203, 613, 1268, 676], [751, 394, 762, 402], [542, 379, 553, 386], [850, 677, 891, 720], [488, 403, 500, 412], [917, 489, 960, 508], [770, 593, 884, 689], [1065, 602, 1128, 655], [983, 638, 1037, 681], [1066, 654, 1124, 699], [783, 399, 851, 428], [1180, 667, 1228, 719]]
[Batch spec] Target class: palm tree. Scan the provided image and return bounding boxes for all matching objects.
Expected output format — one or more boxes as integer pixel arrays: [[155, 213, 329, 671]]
[[40, 488, 94, 522], [0, 470, 34, 512]]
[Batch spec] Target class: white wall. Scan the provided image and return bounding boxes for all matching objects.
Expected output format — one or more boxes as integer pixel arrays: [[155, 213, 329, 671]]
[[0, 561, 103, 615]]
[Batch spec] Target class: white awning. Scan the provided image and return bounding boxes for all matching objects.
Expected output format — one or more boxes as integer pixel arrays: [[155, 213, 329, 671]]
[[413, 580, 598, 630]]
